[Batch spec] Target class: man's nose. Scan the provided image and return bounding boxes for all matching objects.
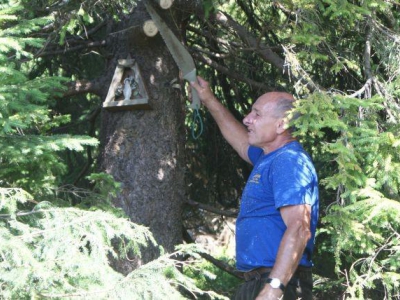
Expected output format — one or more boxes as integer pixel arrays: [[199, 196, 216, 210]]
[[243, 113, 251, 125], [243, 115, 249, 125]]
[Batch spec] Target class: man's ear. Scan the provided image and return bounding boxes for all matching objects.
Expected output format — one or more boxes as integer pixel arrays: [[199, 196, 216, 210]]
[[276, 118, 288, 134]]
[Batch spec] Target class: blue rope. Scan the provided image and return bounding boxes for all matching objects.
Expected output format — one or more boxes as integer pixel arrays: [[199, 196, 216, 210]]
[[191, 107, 203, 139]]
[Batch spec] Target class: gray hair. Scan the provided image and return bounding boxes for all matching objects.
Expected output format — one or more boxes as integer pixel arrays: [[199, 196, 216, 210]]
[[273, 97, 295, 117], [273, 96, 300, 132]]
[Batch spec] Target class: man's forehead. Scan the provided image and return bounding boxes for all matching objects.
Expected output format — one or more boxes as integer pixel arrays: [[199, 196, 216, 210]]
[[261, 92, 295, 101], [253, 95, 277, 110], [253, 92, 294, 109]]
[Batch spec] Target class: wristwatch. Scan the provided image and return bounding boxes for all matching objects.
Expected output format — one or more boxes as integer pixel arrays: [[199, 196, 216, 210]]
[[266, 278, 285, 291]]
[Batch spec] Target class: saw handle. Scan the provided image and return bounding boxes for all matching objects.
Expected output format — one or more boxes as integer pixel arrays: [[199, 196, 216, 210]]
[[184, 69, 200, 110]]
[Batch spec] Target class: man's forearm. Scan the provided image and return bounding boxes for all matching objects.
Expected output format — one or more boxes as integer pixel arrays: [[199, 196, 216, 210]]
[[204, 97, 250, 162], [255, 229, 308, 300], [191, 77, 250, 163], [256, 205, 312, 299], [269, 227, 309, 284]]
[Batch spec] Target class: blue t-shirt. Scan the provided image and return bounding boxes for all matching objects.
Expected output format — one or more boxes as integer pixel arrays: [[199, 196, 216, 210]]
[[236, 141, 319, 271]]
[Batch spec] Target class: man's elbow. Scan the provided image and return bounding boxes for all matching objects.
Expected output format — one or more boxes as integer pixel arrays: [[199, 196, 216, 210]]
[[288, 219, 311, 244], [298, 224, 312, 245]]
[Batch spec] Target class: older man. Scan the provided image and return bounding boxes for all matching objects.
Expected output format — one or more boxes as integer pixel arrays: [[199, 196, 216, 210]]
[[191, 77, 319, 300]]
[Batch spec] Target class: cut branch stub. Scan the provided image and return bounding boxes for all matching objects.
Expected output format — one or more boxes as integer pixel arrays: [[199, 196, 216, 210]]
[[159, 0, 173, 9], [143, 20, 158, 37]]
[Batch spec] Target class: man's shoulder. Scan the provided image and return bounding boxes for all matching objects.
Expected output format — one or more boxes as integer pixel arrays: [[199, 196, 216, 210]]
[[248, 146, 264, 164], [275, 141, 311, 161]]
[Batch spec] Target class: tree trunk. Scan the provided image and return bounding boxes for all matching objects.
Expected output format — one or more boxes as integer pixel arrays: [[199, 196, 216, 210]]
[[98, 3, 186, 270]]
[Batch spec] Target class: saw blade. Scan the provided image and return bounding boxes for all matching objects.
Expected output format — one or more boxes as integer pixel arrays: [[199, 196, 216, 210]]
[[144, 1, 200, 109]]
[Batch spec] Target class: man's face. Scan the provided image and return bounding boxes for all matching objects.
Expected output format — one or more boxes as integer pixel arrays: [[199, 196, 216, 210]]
[[243, 94, 282, 150]]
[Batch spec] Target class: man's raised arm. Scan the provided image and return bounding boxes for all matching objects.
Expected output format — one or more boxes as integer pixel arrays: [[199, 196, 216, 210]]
[[190, 77, 250, 164]]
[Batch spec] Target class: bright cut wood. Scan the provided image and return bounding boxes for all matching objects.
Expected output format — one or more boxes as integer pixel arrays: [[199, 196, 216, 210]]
[[159, 0, 173, 9], [143, 20, 158, 37]]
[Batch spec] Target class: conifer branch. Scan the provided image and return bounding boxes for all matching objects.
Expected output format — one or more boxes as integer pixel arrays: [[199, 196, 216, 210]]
[[63, 79, 106, 97], [35, 40, 107, 58], [212, 11, 321, 92], [192, 51, 270, 91], [185, 199, 238, 217], [199, 252, 243, 279], [349, 78, 373, 98], [0, 209, 41, 219], [182, 227, 242, 279], [363, 18, 373, 83], [214, 11, 284, 70]]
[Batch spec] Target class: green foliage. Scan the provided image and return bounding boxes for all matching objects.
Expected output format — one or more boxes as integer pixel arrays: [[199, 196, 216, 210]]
[[0, 135, 98, 195], [0, 1, 98, 196], [183, 249, 240, 299], [32, 0, 141, 45], [0, 3, 50, 61], [293, 91, 400, 298], [0, 5, 227, 298], [0, 187, 32, 215], [320, 191, 400, 299], [0, 187, 148, 298], [0, 189, 225, 299], [202, 0, 217, 18], [293, 92, 400, 203]]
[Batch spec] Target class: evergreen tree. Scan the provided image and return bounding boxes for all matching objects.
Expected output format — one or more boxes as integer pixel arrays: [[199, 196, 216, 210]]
[[0, 2, 98, 197], [0, 2, 223, 299]]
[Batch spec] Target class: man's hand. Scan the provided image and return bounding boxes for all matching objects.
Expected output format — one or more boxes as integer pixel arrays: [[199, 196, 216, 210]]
[[189, 76, 217, 107], [255, 284, 283, 300]]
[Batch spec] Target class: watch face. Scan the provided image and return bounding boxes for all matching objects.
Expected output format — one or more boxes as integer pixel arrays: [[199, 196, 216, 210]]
[[270, 278, 281, 288]]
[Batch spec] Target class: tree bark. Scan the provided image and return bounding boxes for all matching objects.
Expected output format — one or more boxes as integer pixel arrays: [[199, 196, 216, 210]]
[[98, 2, 186, 269]]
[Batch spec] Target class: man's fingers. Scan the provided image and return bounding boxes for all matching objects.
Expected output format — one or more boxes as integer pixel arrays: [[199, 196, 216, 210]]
[[190, 80, 200, 91], [196, 76, 207, 86], [189, 76, 212, 106], [191, 76, 210, 92]]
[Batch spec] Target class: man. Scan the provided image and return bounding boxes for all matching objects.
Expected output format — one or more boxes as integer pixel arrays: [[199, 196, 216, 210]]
[[190, 77, 319, 300]]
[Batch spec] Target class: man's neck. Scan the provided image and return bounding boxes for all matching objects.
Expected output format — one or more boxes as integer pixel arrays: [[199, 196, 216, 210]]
[[262, 136, 296, 154]]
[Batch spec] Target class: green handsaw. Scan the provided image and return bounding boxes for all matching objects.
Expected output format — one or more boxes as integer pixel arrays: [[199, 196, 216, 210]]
[[144, 1, 200, 110]]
